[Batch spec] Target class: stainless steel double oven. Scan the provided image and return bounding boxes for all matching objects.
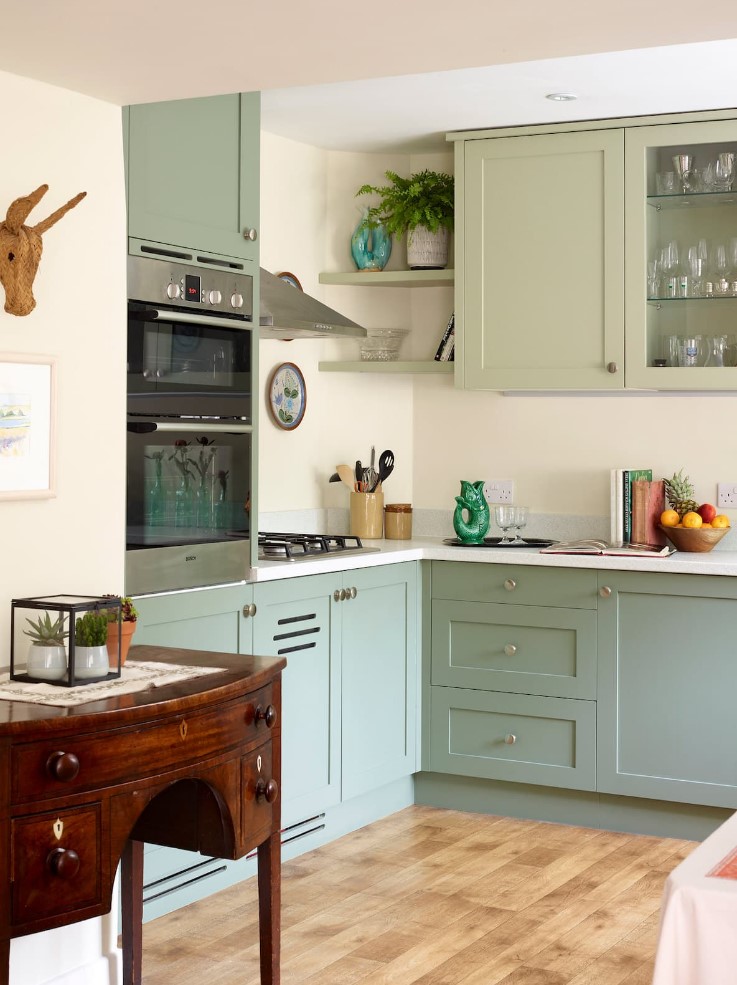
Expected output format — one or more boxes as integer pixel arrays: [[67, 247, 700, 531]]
[[126, 254, 254, 595]]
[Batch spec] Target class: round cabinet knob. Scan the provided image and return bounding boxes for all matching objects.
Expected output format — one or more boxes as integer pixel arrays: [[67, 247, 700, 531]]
[[503, 579, 517, 592], [607, 362, 619, 374], [46, 751, 80, 782], [504, 734, 517, 745], [166, 282, 181, 300], [231, 292, 244, 309], [142, 369, 153, 379], [333, 588, 347, 602], [255, 778, 278, 803], [255, 704, 277, 729], [208, 290, 222, 305], [243, 228, 258, 242], [504, 644, 517, 657], [242, 603, 257, 618], [599, 586, 613, 598], [348, 586, 357, 600], [47, 847, 81, 880]]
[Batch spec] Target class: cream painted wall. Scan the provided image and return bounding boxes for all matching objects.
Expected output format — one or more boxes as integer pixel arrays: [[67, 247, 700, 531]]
[[0, 70, 127, 984]]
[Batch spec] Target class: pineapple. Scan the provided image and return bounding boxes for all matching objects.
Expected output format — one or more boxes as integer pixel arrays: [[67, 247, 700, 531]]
[[664, 469, 699, 519]]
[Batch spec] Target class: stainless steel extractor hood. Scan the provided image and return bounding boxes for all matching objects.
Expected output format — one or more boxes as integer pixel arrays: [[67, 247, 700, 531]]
[[259, 268, 366, 339]]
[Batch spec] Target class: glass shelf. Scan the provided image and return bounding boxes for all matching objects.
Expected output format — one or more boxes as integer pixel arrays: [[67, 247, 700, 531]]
[[647, 190, 737, 210], [647, 295, 737, 304]]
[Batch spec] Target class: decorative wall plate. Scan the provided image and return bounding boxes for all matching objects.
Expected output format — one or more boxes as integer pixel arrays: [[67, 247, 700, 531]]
[[275, 271, 303, 291], [267, 362, 306, 430]]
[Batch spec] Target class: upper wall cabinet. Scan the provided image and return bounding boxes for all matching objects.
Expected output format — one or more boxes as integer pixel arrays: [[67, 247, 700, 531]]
[[126, 92, 260, 265], [455, 128, 625, 390], [625, 118, 737, 390]]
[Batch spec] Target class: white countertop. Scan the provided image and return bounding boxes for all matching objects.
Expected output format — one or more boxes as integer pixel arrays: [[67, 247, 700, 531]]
[[249, 536, 737, 582]]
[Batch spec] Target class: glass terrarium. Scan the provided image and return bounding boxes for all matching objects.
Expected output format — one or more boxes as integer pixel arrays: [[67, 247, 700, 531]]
[[10, 594, 122, 687]]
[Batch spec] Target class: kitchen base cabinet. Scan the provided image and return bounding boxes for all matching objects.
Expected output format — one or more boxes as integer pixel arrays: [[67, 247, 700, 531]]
[[132, 584, 254, 656], [598, 571, 737, 810]]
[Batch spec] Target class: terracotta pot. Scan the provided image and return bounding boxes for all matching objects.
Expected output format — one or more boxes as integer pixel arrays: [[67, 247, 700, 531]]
[[106, 620, 137, 667]]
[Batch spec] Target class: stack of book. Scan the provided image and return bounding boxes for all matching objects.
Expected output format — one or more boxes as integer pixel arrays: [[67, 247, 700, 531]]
[[610, 468, 666, 547], [433, 312, 455, 361]]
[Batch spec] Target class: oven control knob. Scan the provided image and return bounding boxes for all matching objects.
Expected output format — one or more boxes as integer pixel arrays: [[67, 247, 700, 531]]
[[231, 292, 244, 309], [166, 283, 181, 300], [208, 290, 222, 305]]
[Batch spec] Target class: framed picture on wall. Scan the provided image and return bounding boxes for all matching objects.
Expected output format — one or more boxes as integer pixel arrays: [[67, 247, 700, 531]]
[[0, 354, 56, 499]]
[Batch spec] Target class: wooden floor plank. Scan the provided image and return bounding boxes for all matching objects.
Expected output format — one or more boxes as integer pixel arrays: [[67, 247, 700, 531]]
[[139, 806, 694, 985]]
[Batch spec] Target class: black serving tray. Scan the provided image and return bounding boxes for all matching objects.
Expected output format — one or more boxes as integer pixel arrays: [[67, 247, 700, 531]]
[[443, 537, 557, 549]]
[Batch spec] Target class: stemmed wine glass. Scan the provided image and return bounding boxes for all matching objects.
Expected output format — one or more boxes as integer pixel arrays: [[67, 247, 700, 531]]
[[494, 506, 516, 545], [509, 506, 529, 545]]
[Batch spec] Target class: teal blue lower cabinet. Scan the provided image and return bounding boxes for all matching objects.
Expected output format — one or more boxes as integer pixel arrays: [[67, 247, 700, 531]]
[[429, 686, 596, 791], [431, 599, 596, 699], [341, 563, 418, 800], [432, 560, 598, 608], [597, 571, 737, 809], [132, 584, 254, 655]]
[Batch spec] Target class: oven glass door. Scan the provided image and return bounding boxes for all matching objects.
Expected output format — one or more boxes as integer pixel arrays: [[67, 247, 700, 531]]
[[127, 304, 252, 420], [126, 419, 252, 550]]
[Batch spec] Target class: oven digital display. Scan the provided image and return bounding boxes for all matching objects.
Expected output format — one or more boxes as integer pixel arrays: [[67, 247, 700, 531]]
[[184, 274, 201, 303]]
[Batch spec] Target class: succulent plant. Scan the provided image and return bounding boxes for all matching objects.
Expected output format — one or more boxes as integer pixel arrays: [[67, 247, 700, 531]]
[[75, 611, 108, 647], [23, 611, 68, 646], [102, 595, 138, 623]]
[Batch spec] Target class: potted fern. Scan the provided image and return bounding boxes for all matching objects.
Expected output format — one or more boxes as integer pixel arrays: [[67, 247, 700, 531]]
[[74, 611, 109, 680], [23, 612, 69, 681], [356, 169, 454, 270]]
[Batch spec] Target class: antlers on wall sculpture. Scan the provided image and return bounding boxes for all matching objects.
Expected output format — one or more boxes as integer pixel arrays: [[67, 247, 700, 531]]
[[0, 184, 86, 316]]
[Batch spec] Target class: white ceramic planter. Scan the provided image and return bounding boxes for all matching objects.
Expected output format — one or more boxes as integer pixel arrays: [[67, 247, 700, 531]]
[[407, 225, 449, 269], [27, 643, 67, 681], [74, 644, 109, 680]]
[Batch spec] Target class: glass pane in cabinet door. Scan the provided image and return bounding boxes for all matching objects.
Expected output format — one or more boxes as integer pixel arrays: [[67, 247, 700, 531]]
[[646, 136, 737, 369]]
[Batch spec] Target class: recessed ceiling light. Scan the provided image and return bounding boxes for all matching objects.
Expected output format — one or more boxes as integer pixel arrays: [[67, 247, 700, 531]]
[[546, 92, 577, 102]]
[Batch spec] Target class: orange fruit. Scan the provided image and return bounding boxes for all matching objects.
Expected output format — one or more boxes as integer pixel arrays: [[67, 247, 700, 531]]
[[660, 509, 680, 527], [682, 511, 703, 528], [712, 514, 731, 528], [702, 522, 712, 527]]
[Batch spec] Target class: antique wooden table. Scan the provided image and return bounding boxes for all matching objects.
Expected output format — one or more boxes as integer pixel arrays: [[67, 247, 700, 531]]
[[0, 645, 285, 985]]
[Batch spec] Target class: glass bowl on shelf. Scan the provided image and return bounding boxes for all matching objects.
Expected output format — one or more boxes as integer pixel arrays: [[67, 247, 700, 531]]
[[359, 329, 409, 362]]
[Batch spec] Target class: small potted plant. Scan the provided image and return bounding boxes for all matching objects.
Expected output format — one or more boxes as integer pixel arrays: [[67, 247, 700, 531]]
[[74, 611, 109, 680], [356, 169, 454, 270], [23, 611, 69, 681], [104, 595, 138, 666]]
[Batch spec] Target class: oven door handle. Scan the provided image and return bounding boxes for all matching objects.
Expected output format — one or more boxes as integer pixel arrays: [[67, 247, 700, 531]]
[[127, 419, 253, 434], [130, 307, 252, 331]]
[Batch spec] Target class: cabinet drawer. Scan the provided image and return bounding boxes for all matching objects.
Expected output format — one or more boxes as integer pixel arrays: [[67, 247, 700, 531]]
[[11, 804, 102, 926], [432, 600, 596, 698], [12, 683, 277, 804], [432, 561, 597, 608], [429, 687, 596, 791], [241, 742, 276, 849]]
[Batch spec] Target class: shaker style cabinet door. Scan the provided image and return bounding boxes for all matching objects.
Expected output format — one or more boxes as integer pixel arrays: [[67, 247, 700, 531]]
[[126, 91, 260, 263], [459, 128, 625, 390], [132, 584, 254, 655]]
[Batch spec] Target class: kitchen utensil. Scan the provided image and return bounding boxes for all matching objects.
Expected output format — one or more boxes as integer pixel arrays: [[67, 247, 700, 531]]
[[336, 464, 357, 490], [355, 460, 364, 491], [329, 472, 340, 483], [371, 449, 394, 491], [363, 445, 378, 492]]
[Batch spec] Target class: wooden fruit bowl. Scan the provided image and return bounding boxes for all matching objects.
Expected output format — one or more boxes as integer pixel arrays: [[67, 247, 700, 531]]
[[658, 523, 730, 553]]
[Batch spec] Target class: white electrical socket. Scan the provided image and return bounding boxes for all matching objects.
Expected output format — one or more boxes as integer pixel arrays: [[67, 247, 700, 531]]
[[717, 483, 737, 508], [484, 480, 515, 504]]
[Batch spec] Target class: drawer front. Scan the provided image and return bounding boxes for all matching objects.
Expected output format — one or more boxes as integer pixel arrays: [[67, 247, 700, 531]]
[[432, 561, 598, 608], [12, 683, 277, 804], [241, 742, 276, 849], [432, 600, 597, 698], [429, 687, 596, 791], [11, 804, 102, 925]]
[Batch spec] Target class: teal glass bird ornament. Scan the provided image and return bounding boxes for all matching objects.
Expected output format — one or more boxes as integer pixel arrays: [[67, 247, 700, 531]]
[[453, 480, 490, 544]]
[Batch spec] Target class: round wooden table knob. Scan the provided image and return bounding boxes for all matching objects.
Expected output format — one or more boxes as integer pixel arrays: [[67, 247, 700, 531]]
[[46, 751, 81, 782], [255, 704, 277, 729], [47, 847, 81, 880], [256, 778, 278, 803]]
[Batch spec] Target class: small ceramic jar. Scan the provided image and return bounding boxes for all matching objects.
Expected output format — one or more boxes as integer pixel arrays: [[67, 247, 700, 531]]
[[384, 503, 412, 540]]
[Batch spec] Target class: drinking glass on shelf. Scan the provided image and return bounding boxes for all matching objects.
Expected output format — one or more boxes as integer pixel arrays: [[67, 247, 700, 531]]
[[678, 337, 700, 367], [714, 152, 735, 192], [661, 241, 680, 297], [673, 153, 695, 193], [655, 171, 678, 195], [664, 335, 680, 367], [647, 258, 662, 298], [494, 506, 516, 545], [509, 506, 529, 546], [704, 336, 727, 367]]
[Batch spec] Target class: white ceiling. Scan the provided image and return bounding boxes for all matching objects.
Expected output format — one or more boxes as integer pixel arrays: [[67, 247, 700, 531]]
[[2, 1, 737, 152]]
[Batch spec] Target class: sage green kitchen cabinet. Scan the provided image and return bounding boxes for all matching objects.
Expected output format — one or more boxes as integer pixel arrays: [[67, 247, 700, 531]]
[[428, 561, 598, 791], [132, 583, 254, 655], [624, 118, 737, 389], [597, 570, 737, 809], [455, 127, 625, 390], [126, 91, 260, 264]]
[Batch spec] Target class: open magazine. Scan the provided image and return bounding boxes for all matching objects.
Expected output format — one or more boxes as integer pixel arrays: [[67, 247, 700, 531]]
[[540, 539, 674, 557]]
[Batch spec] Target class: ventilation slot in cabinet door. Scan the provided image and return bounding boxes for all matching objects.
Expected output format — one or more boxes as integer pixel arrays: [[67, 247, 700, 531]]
[[273, 611, 320, 655]]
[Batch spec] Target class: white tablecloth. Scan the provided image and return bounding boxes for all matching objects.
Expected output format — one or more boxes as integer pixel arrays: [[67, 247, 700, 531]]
[[652, 810, 737, 985]]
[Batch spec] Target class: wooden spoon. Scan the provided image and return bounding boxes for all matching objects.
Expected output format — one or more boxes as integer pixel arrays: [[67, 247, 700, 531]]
[[335, 463, 357, 491]]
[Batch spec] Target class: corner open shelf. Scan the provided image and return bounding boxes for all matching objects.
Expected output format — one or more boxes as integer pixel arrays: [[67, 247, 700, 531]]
[[318, 360, 454, 374]]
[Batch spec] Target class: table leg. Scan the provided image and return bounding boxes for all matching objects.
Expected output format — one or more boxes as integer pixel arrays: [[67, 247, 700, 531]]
[[120, 839, 144, 985], [257, 833, 280, 985], [0, 937, 9, 985]]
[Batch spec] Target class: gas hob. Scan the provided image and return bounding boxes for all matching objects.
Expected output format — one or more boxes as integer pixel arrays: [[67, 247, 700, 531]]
[[257, 531, 378, 562]]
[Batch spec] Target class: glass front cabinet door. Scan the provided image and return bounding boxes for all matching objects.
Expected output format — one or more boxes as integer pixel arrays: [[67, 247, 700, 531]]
[[625, 118, 737, 389]]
